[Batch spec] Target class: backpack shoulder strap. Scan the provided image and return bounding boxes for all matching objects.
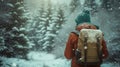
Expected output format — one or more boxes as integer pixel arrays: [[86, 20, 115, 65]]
[[71, 30, 79, 36]]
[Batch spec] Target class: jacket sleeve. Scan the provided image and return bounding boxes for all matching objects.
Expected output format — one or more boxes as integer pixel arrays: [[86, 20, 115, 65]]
[[102, 39, 109, 59], [64, 33, 75, 59]]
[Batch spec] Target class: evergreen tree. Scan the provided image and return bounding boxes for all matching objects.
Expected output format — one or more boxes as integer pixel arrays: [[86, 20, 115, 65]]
[[25, 0, 48, 51], [15, 0, 66, 53], [31, 0, 66, 52], [56, 7, 66, 30], [42, 2, 66, 52], [32, 6, 47, 51], [0, 0, 30, 59], [42, 0, 55, 52], [100, 0, 120, 63], [101, 0, 120, 12], [84, 0, 98, 13], [101, 0, 113, 11], [69, 0, 81, 13]]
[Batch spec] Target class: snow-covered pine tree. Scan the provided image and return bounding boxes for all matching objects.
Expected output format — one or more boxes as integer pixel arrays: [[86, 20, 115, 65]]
[[101, 0, 113, 11], [31, 1, 47, 51], [101, 0, 120, 63], [84, 0, 99, 14], [0, 0, 30, 59], [0, 0, 13, 57], [0, 0, 14, 12], [108, 25, 120, 63], [56, 7, 66, 30], [42, 0, 55, 52], [69, 0, 81, 13], [20, 0, 66, 53], [24, 9, 34, 30]]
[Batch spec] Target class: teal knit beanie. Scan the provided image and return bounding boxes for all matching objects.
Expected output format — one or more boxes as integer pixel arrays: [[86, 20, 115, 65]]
[[75, 10, 91, 25]]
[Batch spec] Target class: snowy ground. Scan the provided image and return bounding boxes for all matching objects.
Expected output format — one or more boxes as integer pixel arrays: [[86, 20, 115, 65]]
[[0, 51, 70, 67], [0, 51, 119, 67]]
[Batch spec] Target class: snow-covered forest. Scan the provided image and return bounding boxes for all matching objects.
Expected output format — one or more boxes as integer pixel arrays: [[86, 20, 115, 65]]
[[0, 0, 120, 67]]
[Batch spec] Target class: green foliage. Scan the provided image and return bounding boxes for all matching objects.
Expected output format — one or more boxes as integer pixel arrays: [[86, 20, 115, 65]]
[[56, 7, 66, 29], [0, 0, 30, 59]]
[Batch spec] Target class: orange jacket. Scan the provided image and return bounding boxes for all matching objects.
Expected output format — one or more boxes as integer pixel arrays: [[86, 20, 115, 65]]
[[64, 23, 109, 67]]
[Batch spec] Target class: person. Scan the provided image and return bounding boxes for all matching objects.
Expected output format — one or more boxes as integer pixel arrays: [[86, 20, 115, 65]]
[[64, 10, 109, 67]]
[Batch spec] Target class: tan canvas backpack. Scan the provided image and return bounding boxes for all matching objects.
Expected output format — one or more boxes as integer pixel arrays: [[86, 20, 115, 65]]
[[76, 29, 103, 65]]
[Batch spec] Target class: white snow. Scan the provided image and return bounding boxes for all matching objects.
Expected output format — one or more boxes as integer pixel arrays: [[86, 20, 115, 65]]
[[20, 28, 26, 31], [12, 27, 19, 31], [0, 51, 71, 67], [18, 7, 24, 10], [1, 51, 119, 67], [6, 3, 14, 8], [15, 2, 21, 5]]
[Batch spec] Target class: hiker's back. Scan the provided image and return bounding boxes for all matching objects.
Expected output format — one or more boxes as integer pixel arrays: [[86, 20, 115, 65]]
[[65, 10, 108, 67]]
